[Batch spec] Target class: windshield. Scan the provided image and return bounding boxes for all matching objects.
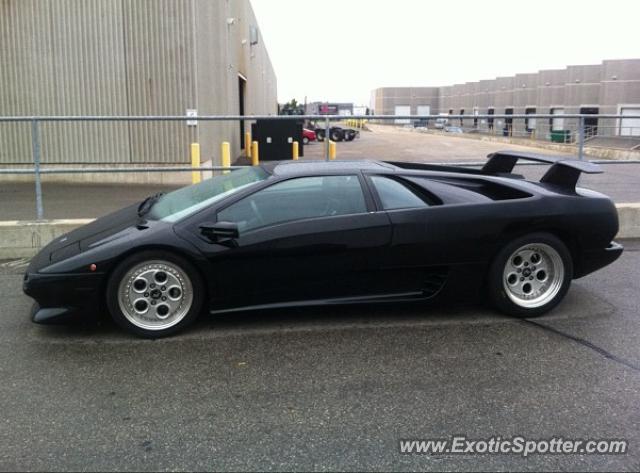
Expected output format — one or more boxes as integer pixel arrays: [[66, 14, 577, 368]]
[[148, 166, 269, 222]]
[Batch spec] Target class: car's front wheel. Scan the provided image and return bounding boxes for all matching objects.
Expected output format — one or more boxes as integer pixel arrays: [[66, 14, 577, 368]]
[[488, 233, 572, 317], [106, 251, 204, 338], [303, 136, 310, 145]]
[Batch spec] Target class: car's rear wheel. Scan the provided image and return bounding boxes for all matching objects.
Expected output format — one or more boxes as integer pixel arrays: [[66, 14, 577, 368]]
[[330, 130, 343, 142], [106, 251, 204, 338], [488, 233, 572, 317], [303, 136, 310, 145]]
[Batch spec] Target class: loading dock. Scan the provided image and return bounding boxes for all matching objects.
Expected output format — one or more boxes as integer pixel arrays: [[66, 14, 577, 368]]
[[580, 106, 599, 137], [525, 107, 537, 134], [619, 105, 640, 136]]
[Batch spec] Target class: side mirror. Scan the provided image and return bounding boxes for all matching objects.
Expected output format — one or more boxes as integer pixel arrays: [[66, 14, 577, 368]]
[[199, 221, 239, 245]]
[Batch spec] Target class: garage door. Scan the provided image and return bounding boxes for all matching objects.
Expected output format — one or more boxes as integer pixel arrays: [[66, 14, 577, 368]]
[[417, 105, 431, 117], [394, 105, 411, 124], [620, 107, 640, 136], [551, 108, 565, 131]]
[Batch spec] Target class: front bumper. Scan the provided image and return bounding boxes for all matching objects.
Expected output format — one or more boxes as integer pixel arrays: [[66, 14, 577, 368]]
[[23, 271, 104, 324], [574, 241, 624, 279]]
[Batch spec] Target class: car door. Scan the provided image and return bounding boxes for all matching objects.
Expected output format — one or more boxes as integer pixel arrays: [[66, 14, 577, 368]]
[[366, 174, 498, 299], [192, 174, 392, 310]]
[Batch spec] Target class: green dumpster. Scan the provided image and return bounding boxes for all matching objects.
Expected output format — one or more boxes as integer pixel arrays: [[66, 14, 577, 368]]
[[550, 130, 571, 143]]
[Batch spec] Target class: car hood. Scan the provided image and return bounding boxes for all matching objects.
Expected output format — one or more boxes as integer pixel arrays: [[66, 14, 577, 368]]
[[29, 204, 142, 271]]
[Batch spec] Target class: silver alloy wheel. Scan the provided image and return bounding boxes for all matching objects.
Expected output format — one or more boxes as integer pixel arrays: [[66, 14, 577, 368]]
[[117, 260, 193, 331], [502, 243, 564, 309]]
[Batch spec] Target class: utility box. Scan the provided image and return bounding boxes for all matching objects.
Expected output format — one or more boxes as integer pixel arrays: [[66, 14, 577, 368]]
[[251, 119, 304, 161]]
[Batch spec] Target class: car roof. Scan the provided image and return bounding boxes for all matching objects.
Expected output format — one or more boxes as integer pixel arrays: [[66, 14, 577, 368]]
[[262, 159, 549, 197], [270, 160, 396, 176]]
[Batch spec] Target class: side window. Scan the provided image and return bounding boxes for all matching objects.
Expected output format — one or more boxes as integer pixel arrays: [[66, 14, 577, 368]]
[[217, 175, 367, 232], [370, 176, 428, 210]]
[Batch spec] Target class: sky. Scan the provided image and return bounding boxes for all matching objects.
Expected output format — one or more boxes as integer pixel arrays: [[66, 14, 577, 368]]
[[250, 0, 640, 106]]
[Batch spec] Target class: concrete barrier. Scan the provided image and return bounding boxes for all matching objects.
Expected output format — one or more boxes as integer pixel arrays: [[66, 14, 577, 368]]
[[1, 205, 639, 260], [0, 219, 93, 259], [617, 203, 640, 239]]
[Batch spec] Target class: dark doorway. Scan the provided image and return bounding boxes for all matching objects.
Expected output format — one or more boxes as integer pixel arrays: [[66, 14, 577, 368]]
[[504, 108, 513, 136], [238, 76, 247, 149], [580, 107, 599, 137], [459, 109, 464, 126], [488, 108, 495, 131], [525, 107, 536, 134]]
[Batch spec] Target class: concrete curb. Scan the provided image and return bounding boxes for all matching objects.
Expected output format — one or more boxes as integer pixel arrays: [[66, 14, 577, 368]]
[[1, 205, 639, 260], [617, 203, 640, 239]]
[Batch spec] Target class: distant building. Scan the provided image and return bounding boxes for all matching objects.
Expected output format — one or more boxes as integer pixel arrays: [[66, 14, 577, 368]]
[[371, 59, 640, 138], [0, 0, 278, 167], [353, 106, 368, 116], [307, 102, 354, 116], [370, 88, 440, 124]]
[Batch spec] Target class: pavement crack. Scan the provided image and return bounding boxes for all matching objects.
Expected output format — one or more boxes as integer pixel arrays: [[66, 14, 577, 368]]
[[522, 319, 640, 374]]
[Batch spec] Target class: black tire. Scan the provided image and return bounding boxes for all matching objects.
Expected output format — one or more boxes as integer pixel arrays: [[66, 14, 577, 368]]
[[487, 233, 573, 318], [330, 130, 344, 142], [302, 136, 310, 145], [316, 130, 325, 142], [106, 250, 204, 338]]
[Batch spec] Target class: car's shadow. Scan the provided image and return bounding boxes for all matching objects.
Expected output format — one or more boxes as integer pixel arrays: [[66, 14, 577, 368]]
[[200, 299, 502, 332], [36, 298, 501, 341], [33, 283, 607, 342]]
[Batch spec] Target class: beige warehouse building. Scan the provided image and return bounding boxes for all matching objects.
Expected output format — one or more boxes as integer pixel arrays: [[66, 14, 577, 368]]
[[371, 59, 640, 140], [0, 0, 277, 166]]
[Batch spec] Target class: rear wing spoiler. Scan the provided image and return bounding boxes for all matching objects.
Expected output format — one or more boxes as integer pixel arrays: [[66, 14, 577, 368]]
[[483, 150, 602, 190]]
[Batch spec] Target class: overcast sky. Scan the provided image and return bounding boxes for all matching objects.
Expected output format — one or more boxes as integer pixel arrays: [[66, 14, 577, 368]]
[[250, 0, 639, 106]]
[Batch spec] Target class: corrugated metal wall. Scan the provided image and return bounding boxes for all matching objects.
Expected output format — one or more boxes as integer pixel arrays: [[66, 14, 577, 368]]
[[124, 0, 197, 164], [0, 0, 131, 164], [0, 0, 277, 165]]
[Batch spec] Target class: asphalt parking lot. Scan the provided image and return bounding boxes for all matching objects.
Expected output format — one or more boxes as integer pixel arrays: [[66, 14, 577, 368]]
[[1, 241, 639, 471], [1, 126, 638, 221]]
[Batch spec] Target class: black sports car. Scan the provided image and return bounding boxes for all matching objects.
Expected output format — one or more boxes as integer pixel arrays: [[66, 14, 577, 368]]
[[24, 151, 623, 338]]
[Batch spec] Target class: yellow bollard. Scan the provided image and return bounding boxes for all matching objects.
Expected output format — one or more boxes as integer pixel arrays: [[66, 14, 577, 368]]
[[292, 141, 299, 160], [329, 140, 336, 160], [190, 143, 201, 184], [251, 141, 259, 166], [221, 141, 231, 174], [245, 132, 252, 158]]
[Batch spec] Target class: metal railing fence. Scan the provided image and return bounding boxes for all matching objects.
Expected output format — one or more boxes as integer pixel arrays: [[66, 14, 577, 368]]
[[0, 114, 639, 220]]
